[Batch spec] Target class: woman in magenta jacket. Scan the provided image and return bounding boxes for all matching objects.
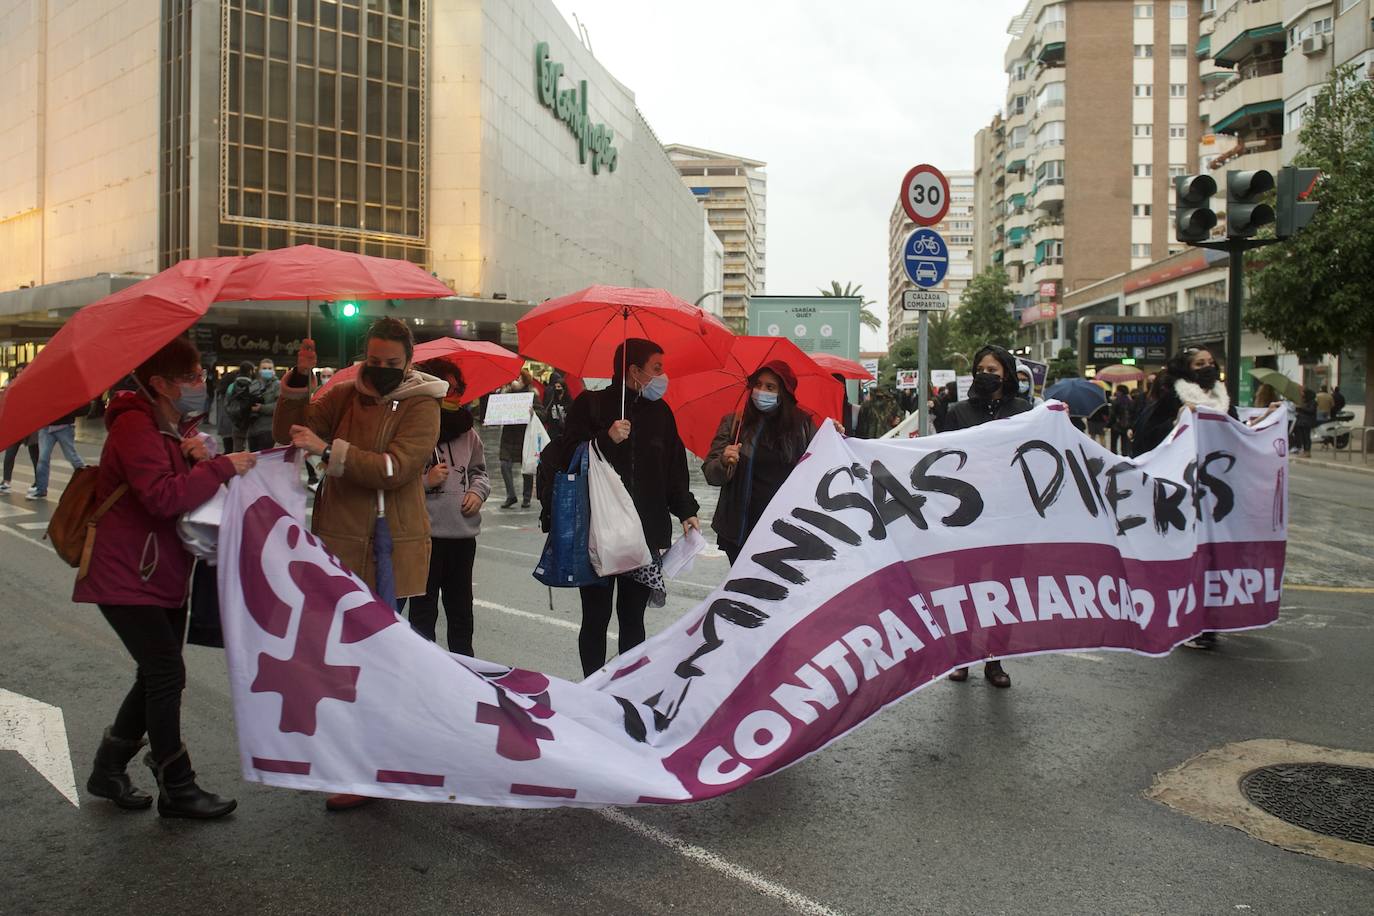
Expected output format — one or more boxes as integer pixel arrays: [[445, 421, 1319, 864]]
[[74, 336, 255, 819]]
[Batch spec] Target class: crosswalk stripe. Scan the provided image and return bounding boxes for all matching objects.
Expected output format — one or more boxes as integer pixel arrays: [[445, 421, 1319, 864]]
[[15, 522, 49, 530], [0, 504, 37, 519]]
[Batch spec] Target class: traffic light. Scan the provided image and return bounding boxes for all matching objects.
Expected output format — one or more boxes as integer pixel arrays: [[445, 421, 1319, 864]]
[[340, 301, 359, 318], [1225, 169, 1275, 238], [1174, 174, 1218, 243], [1276, 166, 1320, 239]]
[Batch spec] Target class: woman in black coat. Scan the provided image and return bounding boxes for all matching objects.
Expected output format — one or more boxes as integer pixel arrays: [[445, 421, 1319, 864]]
[[941, 344, 1031, 688], [562, 337, 700, 677], [1131, 346, 1236, 458]]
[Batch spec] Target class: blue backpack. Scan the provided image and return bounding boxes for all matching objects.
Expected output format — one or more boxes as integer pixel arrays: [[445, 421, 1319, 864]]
[[533, 442, 607, 588]]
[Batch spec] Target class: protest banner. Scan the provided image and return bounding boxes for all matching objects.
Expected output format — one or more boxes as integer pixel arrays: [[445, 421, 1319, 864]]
[[930, 369, 956, 391], [895, 370, 919, 391], [484, 391, 535, 426], [219, 404, 1288, 807]]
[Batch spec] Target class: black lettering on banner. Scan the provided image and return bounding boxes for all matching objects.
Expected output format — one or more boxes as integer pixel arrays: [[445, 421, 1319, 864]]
[[910, 450, 984, 527], [870, 460, 931, 531], [791, 507, 862, 546], [752, 520, 836, 585], [1012, 441, 1065, 517], [1104, 463, 1147, 534], [723, 578, 789, 601], [1152, 478, 1189, 534], [1064, 449, 1101, 518], [1198, 451, 1236, 522], [816, 464, 883, 539], [1075, 446, 1110, 515]]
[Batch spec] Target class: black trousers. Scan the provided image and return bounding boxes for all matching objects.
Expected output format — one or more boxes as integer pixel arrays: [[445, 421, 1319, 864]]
[[406, 537, 477, 655], [99, 604, 189, 763], [1110, 428, 1128, 455], [719, 539, 743, 566], [500, 460, 533, 504], [3, 439, 38, 482], [577, 577, 651, 677]]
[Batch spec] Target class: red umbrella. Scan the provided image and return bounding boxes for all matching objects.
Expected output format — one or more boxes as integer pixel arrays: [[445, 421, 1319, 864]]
[[665, 336, 844, 460], [314, 338, 522, 403], [809, 353, 873, 381], [216, 244, 453, 302], [516, 286, 733, 396], [0, 257, 242, 451]]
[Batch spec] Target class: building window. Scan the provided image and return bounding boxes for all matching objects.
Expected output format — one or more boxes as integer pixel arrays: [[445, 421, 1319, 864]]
[[1132, 243, 1153, 258], [1036, 82, 1065, 109], [1134, 3, 1153, 17], [1133, 164, 1153, 177], [1169, 124, 1187, 138], [1133, 204, 1153, 217], [1170, 44, 1188, 58], [1134, 44, 1154, 58], [1287, 103, 1307, 133], [1170, 84, 1188, 98], [1037, 120, 1065, 147], [1169, 164, 1186, 177], [1036, 159, 1065, 186], [1135, 84, 1154, 97], [1338, 0, 1359, 14], [1170, 2, 1186, 18], [1134, 123, 1153, 137]]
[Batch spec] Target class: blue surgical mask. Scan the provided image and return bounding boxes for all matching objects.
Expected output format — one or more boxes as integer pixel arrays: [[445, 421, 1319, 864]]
[[173, 384, 208, 418], [752, 390, 779, 412], [640, 373, 669, 401], [1018, 379, 1032, 397], [260, 368, 276, 381]]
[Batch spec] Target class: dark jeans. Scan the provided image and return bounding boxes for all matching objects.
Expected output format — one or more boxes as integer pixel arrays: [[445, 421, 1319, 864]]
[[1110, 428, 1129, 455], [3, 439, 38, 482], [500, 459, 532, 504], [407, 537, 477, 655], [1293, 425, 1313, 453], [99, 604, 189, 763], [578, 577, 651, 677]]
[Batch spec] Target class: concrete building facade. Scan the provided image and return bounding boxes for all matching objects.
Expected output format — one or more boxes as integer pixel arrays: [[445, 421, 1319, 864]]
[[665, 144, 767, 333], [886, 170, 975, 349]]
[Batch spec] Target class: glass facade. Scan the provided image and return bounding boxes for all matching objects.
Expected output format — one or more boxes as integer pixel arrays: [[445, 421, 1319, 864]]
[[218, 0, 427, 264], [160, 0, 194, 268]]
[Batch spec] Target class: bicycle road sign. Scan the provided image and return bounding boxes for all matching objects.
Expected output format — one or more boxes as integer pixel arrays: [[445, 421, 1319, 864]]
[[902, 228, 949, 288], [900, 164, 951, 226]]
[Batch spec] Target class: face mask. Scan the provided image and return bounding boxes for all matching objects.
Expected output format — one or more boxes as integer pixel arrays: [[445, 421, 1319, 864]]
[[752, 390, 779, 412], [1018, 379, 1032, 397], [172, 383, 207, 418], [362, 365, 404, 396], [638, 372, 669, 401], [259, 369, 275, 381], [1193, 365, 1220, 389], [971, 372, 1003, 398]]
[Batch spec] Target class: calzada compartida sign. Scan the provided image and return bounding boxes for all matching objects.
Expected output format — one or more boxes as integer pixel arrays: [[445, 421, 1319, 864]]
[[219, 404, 1287, 806]]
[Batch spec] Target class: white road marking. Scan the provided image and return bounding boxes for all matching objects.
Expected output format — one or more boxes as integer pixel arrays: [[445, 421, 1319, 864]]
[[0, 525, 47, 549], [0, 688, 79, 807], [598, 808, 843, 916], [1062, 653, 1104, 663], [473, 598, 617, 640], [0, 504, 37, 519], [16, 522, 49, 531]]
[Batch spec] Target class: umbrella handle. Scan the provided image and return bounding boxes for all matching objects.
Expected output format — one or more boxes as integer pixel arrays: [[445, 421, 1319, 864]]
[[620, 307, 629, 420]]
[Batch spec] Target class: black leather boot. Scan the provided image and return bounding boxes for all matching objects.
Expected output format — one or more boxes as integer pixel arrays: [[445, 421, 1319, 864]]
[[86, 728, 153, 810], [145, 745, 237, 819]]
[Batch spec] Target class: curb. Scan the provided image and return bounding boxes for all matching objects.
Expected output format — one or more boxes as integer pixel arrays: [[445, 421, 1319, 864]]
[[1290, 455, 1374, 478]]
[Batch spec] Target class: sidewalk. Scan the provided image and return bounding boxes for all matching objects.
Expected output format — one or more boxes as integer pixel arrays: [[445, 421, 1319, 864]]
[[1293, 442, 1374, 477]]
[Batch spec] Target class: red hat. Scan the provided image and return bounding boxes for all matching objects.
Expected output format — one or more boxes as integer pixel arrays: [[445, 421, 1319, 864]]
[[754, 359, 799, 396]]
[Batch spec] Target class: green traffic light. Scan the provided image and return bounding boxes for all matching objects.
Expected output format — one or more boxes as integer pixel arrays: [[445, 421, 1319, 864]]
[[340, 301, 359, 318]]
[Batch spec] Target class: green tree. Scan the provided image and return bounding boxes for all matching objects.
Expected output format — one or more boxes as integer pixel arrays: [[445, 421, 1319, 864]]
[[819, 281, 882, 333], [952, 267, 1018, 357], [1245, 65, 1374, 400], [878, 312, 958, 387], [1047, 346, 1080, 384]]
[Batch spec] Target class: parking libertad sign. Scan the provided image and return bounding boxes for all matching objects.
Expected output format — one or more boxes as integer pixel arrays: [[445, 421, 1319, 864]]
[[535, 42, 619, 175]]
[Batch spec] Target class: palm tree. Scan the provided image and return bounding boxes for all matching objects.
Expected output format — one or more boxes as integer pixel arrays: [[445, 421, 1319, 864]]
[[819, 281, 882, 332]]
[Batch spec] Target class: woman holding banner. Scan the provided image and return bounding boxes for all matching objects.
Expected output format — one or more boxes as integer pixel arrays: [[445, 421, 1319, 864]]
[[702, 361, 816, 565], [77, 336, 256, 819], [941, 344, 1031, 688], [563, 337, 701, 677], [1131, 346, 1235, 459]]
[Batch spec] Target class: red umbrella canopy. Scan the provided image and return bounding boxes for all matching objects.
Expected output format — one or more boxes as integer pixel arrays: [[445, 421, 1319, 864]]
[[665, 336, 844, 460], [313, 338, 522, 403], [809, 353, 873, 381], [217, 244, 454, 302], [0, 257, 242, 451], [516, 285, 733, 380]]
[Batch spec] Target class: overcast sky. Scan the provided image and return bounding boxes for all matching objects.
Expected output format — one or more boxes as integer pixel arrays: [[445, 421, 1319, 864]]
[[552, 0, 1029, 351]]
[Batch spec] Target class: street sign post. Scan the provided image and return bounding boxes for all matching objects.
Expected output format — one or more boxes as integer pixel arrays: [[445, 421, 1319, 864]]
[[899, 230, 952, 438], [902, 289, 950, 311], [902, 228, 950, 288], [900, 164, 951, 227]]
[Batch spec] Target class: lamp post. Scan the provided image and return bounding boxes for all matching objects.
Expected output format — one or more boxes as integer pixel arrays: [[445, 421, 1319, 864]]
[[694, 289, 721, 310]]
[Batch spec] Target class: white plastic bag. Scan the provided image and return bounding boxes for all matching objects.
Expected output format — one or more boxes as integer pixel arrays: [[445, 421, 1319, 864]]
[[522, 412, 548, 475], [586, 440, 652, 576], [661, 526, 706, 579]]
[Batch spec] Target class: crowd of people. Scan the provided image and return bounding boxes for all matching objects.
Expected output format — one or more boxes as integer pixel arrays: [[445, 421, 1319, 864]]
[[0, 320, 1334, 821]]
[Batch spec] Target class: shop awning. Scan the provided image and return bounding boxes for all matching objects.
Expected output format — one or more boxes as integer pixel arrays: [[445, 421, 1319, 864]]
[[1007, 158, 1026, 174], [1037, 41, 1065, 64], [1009, 193, 1026, 210], [1007, 226, 1028, 245], [1035, 240, 1047, 265], [1214, 23, 1283, 67], [1195, 34, 1211, 58], [1212, 98, 1284, 133]]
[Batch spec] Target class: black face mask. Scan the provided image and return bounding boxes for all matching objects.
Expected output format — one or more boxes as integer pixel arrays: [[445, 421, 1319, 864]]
[[362, 365, 404, 396], [438, 404, 473, 441], [1193, 365, 1220, 390], [971, 372, 1003, 399]]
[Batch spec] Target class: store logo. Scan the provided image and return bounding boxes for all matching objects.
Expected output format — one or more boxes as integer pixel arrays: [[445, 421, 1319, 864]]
[[535, 41, 618, 175]]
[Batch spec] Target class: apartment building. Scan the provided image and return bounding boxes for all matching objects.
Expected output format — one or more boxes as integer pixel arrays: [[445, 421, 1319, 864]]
[[666, 144, 767, 332], [973, 0, 1204, 362], [886, 170, 975, 349], [972, 115, 1006, 274]]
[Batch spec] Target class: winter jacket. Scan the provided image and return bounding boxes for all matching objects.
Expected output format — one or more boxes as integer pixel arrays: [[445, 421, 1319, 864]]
[[857, 389, 903, 438], [247, 376, 280, 440], [1109, 393, 1136, 432], [703, 410, 815, 548], [943, 395, 1032, 430], [273, 368, 445, 598], [424, 410, 491, 540], [563, 381, 699, 551], [214, 375, 237, 437], [1132, 378, 1236, 457], [73, 392, 236, 608]]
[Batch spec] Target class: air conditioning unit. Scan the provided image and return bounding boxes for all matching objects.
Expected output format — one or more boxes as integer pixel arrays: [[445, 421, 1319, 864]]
[[1301, 34, 1327, 55]]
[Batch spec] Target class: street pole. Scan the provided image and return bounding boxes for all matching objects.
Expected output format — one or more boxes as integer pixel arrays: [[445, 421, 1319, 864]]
[[918, 311, 929, 437], [1226, 246, 1244, 406]]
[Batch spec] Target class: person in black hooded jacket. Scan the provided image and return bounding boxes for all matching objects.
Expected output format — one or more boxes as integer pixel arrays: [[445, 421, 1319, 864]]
[[1131, 346, 1237, 459], [940, 343, 1030, 688], [562, 337, 701, 676]]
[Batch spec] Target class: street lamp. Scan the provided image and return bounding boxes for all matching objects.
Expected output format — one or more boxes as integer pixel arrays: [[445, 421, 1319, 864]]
[[694, 289, 721, 309]]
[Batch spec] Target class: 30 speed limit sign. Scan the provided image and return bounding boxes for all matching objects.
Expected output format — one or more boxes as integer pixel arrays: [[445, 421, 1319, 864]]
[[900, 164, 951, 227]]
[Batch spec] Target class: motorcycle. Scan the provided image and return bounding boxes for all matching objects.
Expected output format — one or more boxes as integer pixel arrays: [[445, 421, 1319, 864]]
[[1313, 409, 1356, 450]]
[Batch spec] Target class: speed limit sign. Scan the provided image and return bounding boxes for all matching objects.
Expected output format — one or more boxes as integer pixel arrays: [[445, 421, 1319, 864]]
[[900, 164, 950, 226]]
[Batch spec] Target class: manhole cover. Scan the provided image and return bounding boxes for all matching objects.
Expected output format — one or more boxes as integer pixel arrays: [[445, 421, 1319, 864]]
[[1240, 763, 1374, 847]]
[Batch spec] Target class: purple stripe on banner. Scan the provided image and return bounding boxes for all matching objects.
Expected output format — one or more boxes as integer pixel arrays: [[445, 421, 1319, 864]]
[[377, 769, 445, 787], [511, 783, 577, 799], [636, 795, 685, 804], [1046, 402, 1066, 412], [1198, 413, 1229, 422], [252, 757, 312, 775], [610, 656, 651, 680]]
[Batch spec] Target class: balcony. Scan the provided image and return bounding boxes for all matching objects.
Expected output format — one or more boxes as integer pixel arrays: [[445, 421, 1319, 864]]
[[1035, 21, 1066, 66], [1210, 0, 1282, 68], [1208, 134, 1281, 170], [1209, 70, 1283, 133], [1034, 182, 1064, 215]]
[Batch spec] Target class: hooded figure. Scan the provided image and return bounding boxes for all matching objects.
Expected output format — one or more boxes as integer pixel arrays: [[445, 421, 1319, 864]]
[[1131, 346, 1235, 458], [1015, 361, 1044, 406], [943, 345, 1031, 431]]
